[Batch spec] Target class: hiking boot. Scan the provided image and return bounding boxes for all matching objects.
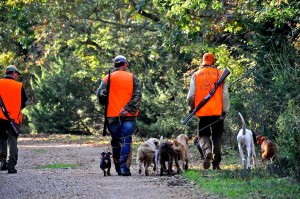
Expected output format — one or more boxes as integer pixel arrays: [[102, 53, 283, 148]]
[[121, 167, 131, 176], [121, 172, 131, 176], [8, 168, 17, 174], [203, 152, 212, 169]]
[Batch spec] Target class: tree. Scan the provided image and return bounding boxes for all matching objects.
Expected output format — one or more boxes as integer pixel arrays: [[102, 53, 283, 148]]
[[26, 58, 97, 134]]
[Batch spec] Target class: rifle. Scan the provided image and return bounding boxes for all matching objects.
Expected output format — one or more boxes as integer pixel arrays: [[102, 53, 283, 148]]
[[182, 68, 230, 125], [103, 70, 111, 136], [0, 95, 21, 135]]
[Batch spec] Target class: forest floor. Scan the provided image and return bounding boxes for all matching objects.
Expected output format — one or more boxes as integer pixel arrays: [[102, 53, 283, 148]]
[[0, 134, 219, 199]]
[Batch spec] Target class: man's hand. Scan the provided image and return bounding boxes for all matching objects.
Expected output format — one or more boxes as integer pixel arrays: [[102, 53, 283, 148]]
[[119, 108, 129, 117]]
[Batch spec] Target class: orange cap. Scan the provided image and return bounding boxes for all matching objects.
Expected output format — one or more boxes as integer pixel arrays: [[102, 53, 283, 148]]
[[202, 53, 214, 65]]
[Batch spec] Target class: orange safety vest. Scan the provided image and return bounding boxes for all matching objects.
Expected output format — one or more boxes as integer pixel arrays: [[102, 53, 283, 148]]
[[0, 78, 23, 124], [103, 70, 139, 117], [194, 67, 223, 117]]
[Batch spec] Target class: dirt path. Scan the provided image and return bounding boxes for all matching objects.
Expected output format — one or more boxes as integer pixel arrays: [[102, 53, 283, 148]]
[[0, 137, 208, 199]]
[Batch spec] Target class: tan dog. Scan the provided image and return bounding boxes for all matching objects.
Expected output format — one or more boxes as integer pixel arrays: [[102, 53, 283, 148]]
[[256, 135, 277, 161], [137, 138, 159, 176], [172, 134, 189, 171]]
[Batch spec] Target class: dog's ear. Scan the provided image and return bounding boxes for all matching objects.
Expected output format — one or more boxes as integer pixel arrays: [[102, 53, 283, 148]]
[[256, 135, 265, 145], [107, 152, 112, 156], [101, 152, 106, 156]]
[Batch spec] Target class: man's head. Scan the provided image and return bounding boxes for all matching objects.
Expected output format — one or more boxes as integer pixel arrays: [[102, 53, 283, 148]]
[[5, 65, 21, 75], [202, 53, 215, 66], [114, 55, 128, 68]]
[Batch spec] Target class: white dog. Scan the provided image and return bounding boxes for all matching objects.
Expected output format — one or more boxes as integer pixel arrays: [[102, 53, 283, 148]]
[[237, 112, 256, 169], [137, 138, 159, 176]]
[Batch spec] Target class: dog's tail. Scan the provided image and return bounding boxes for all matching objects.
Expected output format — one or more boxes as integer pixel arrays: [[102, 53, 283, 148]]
[[159, 135, 164, 145], [238, 112, 246, 135]]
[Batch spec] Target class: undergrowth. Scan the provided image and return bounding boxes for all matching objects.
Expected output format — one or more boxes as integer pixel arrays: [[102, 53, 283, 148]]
[[184, 145, 300, 199]]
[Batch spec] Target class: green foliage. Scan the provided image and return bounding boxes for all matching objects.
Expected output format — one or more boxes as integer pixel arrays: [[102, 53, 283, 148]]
[[1, 0, 299, 180], [27, 58, 98, 134], [276, 100, 300, 179]]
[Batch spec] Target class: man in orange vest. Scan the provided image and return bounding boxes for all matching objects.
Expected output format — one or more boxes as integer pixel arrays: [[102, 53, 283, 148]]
[[187, 53, 230, 170], [0, 65, 28, 174], [97, 55, 142, 176]]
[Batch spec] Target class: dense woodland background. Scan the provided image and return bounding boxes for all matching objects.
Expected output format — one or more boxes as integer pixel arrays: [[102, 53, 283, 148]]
[[0, 0, 299, 179]]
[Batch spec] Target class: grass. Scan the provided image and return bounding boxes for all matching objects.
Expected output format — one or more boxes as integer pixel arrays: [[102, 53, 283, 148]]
[[184, 145, 300, 199], [36, 163, 80, 169], [32, 149, 48, 153], [184, 169, 300, 199]]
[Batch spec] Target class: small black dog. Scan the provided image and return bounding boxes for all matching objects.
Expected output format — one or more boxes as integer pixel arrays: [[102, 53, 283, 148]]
[[100, 152, 112, 176], [157, 141, 180, 176]]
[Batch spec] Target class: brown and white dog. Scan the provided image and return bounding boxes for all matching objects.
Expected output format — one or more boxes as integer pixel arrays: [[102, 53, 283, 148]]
[[237, 112, 256, 169], [193, 135, 204, 159], [137, 138, 160, 176], [172, 134, 189, 171], [256, 135, 277, 161]]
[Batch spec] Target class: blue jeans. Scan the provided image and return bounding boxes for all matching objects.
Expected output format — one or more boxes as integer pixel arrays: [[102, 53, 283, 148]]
[[108, 120, 135, 174]]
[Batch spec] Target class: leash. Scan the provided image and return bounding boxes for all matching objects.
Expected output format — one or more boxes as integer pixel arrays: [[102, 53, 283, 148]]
[[197, 118, 221, 133], [173, 118, 221, 137]]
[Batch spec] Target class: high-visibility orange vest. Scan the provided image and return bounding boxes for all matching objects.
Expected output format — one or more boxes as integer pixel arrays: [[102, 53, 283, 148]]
[[0, 78, 23, 124], [194, 67, 223, 117], [103, 70, 139, 117]]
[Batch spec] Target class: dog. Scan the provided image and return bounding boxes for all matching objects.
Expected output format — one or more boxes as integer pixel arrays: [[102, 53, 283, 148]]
[[136, 138, 159, 176], [155, 136, 180, 176], [193, 135, 204, 159], [256, 135, 277, 161], [172, 134, 189, 171], [100, 152, 112, 176], [237, 112, 256, 169]]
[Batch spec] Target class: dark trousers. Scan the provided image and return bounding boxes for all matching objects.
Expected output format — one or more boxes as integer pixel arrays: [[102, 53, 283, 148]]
[[0, 120, 18, 170], [108, 120, 135, 174], [198, 116, 224, 166]]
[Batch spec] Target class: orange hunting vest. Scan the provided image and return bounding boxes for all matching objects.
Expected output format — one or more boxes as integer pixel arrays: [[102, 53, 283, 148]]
[[194, 67, 223, 117], [0, 78, 23, 124], [103, 70, 139, 117]]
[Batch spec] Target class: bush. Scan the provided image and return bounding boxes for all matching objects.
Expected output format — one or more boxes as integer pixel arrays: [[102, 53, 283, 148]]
[[275, 100, 300, 180]]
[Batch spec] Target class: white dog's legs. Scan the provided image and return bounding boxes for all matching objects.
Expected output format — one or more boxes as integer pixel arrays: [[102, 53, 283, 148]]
[[238, 143, 245, 169], [251, 140, 256, 167], [246, 144, 252, 169]]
